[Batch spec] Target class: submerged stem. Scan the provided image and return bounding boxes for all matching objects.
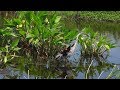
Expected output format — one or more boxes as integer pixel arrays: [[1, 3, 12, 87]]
[[85, 60, 94, 79], [106, 65, 117, 79], [28, 70, 29, 79], [98, 71, 104, 79]]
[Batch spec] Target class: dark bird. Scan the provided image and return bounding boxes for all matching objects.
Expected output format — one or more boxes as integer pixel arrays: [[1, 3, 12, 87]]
[[55, 32, 83, 60], [55, 43, 75, 60]]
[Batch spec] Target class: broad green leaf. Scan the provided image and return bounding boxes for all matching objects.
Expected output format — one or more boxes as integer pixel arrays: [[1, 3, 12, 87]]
[[55, 16, 61, 23], [11, 39, 19, 48], [26, 33, 34, 39], [19, 30, 26, 36], [13, 19, 21, 25], [64, 31, 77, 40], [44, 31, 51, 38], [32, 29, 39, 37]]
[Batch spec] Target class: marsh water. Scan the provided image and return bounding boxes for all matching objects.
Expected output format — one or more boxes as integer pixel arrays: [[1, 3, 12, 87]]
[[1, 17, 120, 79]]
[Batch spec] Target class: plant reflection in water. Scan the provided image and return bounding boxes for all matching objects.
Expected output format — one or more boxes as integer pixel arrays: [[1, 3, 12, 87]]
[[1, 42, 113, 79]]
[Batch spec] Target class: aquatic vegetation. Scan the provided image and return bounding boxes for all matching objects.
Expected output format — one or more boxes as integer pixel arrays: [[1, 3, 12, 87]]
[[0, 27, 20, 65], [4, 11, 64, 59], [78, 27, 116, 57], [1, 11, 78, 65], [0, 11, 118, 79], [56, 11, 120, 23]]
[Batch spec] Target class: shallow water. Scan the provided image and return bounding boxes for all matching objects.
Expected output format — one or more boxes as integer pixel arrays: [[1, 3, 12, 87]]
[[1, 18, 120, 79], [62, 19, 120, 79]]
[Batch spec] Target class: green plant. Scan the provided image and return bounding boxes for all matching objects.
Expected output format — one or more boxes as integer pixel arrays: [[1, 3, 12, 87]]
[[3, 11, 79, 62], [0, 11, 118, 79], [78, 27, 116, 57], [0, 27, 20, 64]]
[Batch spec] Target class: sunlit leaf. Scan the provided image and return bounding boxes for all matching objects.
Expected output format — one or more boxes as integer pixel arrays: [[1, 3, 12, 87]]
[[10, 33, 17, 37], [26, 33, 34, 39], [58, 37, 64, 40], [57, 41, 63, 44], [34, 39, 39, 44], [13, 47, 21, 51], [105, 45, 110, 50], [18, 24, 23, 28], [45, 18, 49, 23], [4, 56, 7, 63], [29, 38, 33, 43], [55, 16, 61, 23]]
